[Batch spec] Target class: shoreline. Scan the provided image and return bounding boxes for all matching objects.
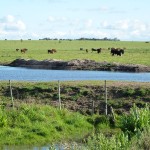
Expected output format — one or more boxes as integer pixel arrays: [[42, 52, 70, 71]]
[[7, 58, 150, 72]]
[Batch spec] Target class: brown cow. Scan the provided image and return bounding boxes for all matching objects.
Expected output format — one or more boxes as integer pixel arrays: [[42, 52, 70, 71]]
[[21, 48, 28, 53], [52, 49, 57, 53], [48, 49, 57, 54]]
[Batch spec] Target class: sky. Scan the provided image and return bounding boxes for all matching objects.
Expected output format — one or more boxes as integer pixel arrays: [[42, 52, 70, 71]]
[[0, 0, 150, 41]]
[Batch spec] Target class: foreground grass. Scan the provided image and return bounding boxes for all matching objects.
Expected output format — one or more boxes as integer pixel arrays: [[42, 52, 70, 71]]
[[0, 40, 150, 65], [0, 103, 149, 150], [0, 104, 93, 145]]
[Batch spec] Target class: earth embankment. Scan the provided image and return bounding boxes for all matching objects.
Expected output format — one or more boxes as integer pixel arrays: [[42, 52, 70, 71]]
[[8, 59, 150, 72]]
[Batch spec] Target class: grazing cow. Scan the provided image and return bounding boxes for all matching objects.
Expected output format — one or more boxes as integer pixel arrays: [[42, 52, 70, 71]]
[[91, 48, 97, 52], [110, 48, 124, 56], [80, 48, 83, 50], [119, 49, 124, 55], [16, 48, 19, 51], [91, 48, 101, 53], [21, 48, 28, 53], [86, 49, 88, 53], [97, 48, 101, 54], [48, 49, 54, 54], [52, 49, 57, 53]]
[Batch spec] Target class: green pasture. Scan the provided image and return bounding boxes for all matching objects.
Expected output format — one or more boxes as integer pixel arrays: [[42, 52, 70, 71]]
[[0, 40, 150, 65]]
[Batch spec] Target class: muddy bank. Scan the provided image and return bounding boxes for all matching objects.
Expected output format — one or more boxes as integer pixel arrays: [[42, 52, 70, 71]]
[[8, 59, 150, 72]]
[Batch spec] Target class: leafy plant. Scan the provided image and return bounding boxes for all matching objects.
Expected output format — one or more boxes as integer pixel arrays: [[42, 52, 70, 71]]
[[119, 103, 150, 135]]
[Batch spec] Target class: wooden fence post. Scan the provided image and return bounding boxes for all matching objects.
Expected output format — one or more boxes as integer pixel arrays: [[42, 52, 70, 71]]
[[9, 80, 14, 109], [105, 80, 108, 115], [58, 80, 61, 110], [92, 99, 95, 115]]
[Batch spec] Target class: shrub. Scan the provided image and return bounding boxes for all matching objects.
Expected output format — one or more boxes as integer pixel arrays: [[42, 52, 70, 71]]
[[86, 132, 129, 150], [119, 103, 150, 135], [122, 88, 135, 96], [136, 88, 147, 96]]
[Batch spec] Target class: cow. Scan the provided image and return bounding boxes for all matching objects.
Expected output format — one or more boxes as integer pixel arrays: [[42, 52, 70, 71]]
[[52, 49, 57, 53], [97, 48, 101, 54], [91, 48, 97, 52], [80, 48, 83, 50], [16, 48, 19, 51], [110, 48, 124, 56], [21, 48, 28, 53], [48, 49, 57, 54], [91, 48, 101, 53], [86, 49, 88, 53], [48, 49, 54, 54]]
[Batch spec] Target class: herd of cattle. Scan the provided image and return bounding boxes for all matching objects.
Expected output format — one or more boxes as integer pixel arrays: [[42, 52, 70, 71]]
[[80, 47, 125, 56], [16, 47, 125, 56]]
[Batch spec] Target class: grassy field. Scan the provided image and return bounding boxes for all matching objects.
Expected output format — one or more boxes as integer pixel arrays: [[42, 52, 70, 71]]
[[0, 40, 150, 65]]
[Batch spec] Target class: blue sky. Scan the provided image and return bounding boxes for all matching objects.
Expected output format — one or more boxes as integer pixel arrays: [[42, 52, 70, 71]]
[[0, 0, 150, 41]]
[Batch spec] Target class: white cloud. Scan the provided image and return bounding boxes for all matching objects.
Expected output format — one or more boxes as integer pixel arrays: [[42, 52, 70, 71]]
[[85, 19, 93, 28], [99, 19, 150, 40], [1, 14, 150, 41], [47, 16, 67, 23], [100, 19, 149, 32], [5, 15, 15, 23], [0, 15, 26, 32]]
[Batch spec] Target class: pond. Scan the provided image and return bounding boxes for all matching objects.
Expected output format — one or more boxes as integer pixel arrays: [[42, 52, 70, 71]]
[[0, 66, 150, 82]]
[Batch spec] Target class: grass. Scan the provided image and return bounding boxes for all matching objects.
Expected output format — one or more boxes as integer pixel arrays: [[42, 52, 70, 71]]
[[0, 40, 150, 65], [0, 104, 94, 145], [0, 102, 149, 149]]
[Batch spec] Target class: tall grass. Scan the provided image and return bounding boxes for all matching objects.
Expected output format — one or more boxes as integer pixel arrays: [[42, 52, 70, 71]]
[[0, 102, 150, 149], [119, 103, 150, 135], [0, 104, 93, 145], [82, 104, 150, 150]]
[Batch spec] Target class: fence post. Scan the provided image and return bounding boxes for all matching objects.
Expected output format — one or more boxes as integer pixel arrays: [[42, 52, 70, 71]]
[[9, 80, 14, 109], [58, 80, 61, 110], [92, 99, 95, 115], [105, 80, 107, 115]]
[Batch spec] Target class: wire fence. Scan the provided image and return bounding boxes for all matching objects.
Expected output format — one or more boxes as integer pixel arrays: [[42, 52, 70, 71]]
[[1, 79, 146, 115]]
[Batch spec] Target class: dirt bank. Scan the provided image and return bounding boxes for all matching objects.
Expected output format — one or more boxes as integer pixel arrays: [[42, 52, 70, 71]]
[[1, 81, 150, 115], [8, 59, 150, 72]]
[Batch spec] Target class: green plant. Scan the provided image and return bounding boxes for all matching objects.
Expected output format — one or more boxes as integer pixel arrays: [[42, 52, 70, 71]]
[[122, 88, 135, 96], [136, 88, 147, 96], [86, 132, 129, 150], [119, 103, 150, 135]]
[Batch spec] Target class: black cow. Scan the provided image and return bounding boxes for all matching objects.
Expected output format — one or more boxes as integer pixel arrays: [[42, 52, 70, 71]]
[[91, 48, 101, 53], [110, 48, 124, 56], [97, 48, 101, 53], [48, 49, 54, 54]]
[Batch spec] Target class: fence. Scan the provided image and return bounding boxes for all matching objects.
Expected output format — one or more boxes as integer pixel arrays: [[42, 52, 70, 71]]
[[1, 80, 146, 115]]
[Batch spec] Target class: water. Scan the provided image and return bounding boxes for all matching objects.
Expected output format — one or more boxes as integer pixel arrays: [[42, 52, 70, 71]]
[[0, 66, 150, 82]]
